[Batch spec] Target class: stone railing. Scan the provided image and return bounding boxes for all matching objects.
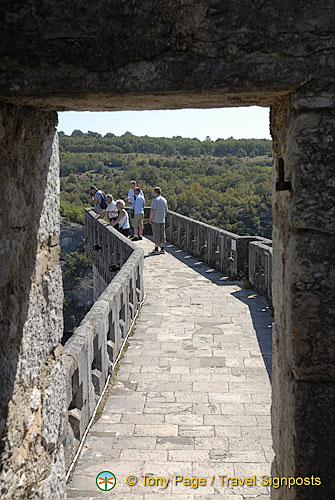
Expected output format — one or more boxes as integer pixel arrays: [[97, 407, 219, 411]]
[[165, 210, 272, 301], [248, 239, 273, 304], [62, 209, 144, 469], [61, 209, 272, 469]]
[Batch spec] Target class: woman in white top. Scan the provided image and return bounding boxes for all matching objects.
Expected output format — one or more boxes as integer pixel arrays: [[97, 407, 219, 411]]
[[105, 194, 118, 224], [112, 199, 130, 236]]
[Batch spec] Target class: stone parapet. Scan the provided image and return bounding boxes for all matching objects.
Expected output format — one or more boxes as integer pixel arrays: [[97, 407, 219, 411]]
[[166, 210, 272, 301], [62, 209, 144, 469], [249, 239, 273, 305]]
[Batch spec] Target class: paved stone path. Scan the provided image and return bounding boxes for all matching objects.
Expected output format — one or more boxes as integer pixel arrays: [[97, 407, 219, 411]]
[[67, 237, 273, 500]]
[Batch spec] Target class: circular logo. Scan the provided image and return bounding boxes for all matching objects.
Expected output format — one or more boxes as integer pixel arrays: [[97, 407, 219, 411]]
[[96, 471, 116, 491]]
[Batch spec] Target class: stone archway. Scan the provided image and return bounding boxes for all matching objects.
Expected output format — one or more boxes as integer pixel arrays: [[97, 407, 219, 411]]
[[0, 2, 334, 499]]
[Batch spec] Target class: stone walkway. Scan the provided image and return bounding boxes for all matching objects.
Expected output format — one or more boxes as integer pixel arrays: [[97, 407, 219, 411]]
[[67, 237, 273, 500]]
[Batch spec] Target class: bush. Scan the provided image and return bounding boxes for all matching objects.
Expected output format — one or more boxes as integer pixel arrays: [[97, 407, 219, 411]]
[[62, 251, 90, 287]]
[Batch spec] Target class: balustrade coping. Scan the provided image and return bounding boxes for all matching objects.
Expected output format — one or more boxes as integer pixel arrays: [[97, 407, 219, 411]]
[[249, 240, 273, 251], [63, 208, 145, 472], [85, 207, 141, 249], [62, 206, 273, 475], [65, 209, 144, 352], [167, 209, 272, 243], [86, 206, 272, 246]]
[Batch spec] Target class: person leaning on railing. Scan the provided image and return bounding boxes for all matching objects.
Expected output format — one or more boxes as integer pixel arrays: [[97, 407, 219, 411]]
[[89, 185, 105, 214], [100, 194, 118, 224], [111, 199, 130, 237]]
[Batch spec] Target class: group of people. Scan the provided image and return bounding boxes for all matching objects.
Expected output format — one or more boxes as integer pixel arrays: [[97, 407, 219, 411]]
[[90, 181, 168, 254]]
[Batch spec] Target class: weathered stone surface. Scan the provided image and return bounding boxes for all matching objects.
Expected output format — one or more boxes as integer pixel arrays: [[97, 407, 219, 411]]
[[0, 3, 333, 499], [0, 1, 333, 110], [42, 354, 66, 454], [271, 90, 335, 500], [289, 232, 335, 380], [288, 95, 335, 234], [60, 219, 84, 253], [272, 348, 335, 500], [0, 103, 65, 499], [92, 263, 108, 301], [248, 240, 273, 303], [68, 237, 273, 498], [62, 210, 145, 469]]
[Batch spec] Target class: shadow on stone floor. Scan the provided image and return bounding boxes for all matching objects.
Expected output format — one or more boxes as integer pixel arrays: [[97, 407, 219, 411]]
[[143, 238, 273, 382]]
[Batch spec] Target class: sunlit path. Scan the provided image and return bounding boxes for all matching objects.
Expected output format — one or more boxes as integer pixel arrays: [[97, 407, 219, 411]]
[[67, 237, 273, 499]]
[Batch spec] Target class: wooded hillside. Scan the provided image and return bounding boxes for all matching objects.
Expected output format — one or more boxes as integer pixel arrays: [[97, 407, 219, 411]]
[[59, 131, 273, 238]]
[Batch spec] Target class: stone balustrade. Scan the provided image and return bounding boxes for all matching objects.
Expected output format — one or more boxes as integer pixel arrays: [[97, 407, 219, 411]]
[[61, 208, 272, 471], [249, 239, 273, 304], [62, 209, 144, 469], [165, 210, 272, 301]]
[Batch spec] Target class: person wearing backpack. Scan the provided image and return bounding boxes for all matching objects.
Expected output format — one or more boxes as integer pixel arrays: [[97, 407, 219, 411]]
[[90, 185, 108, 214]]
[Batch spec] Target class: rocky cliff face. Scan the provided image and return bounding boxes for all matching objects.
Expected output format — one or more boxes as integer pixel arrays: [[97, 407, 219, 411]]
[[60, 220, 93, 340], [60, 219, 84, 253]]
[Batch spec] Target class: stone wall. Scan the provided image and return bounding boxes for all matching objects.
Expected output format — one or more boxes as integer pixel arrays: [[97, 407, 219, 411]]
[[0, 1, 333, 110], [271, 91, 335, 499], [0, 104, 65, 499], [92, 264, 108, 303], [0, 2, 333, 499], [63, 209, 144, 469], [248, 240, 273, 304]]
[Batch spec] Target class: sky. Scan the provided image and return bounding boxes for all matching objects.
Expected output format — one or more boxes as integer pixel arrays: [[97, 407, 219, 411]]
[[58, 106, 271, 141]]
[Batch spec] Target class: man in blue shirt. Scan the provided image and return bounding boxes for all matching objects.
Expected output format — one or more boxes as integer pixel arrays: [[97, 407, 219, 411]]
[[131, 187, 145, 241], [127, 180, 144, 236]]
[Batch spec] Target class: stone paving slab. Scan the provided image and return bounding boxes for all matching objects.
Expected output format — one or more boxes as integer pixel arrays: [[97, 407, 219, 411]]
[[67, 238, 273, 499]]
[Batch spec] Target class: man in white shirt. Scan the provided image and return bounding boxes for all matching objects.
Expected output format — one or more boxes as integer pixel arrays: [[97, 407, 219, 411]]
[[131, 187, 146, 241], [149, 186, 168, 254]]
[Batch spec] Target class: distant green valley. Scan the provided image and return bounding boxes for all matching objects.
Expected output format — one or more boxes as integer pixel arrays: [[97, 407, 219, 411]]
[[59, 131, 273, 238]]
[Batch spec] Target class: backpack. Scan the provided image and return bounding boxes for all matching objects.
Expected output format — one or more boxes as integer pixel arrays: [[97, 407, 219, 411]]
[[99, 190, 108, 209]]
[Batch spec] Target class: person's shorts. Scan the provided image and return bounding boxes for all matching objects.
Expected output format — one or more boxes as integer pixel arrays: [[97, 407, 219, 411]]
[[133, 213, 144, 228], [152, 222, 166, 244], [121, 227, 130, 237], [117, 226, 130, 237]]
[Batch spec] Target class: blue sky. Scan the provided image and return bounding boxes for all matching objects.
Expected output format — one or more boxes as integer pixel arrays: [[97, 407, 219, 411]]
[[58, 106, 271, 141]]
